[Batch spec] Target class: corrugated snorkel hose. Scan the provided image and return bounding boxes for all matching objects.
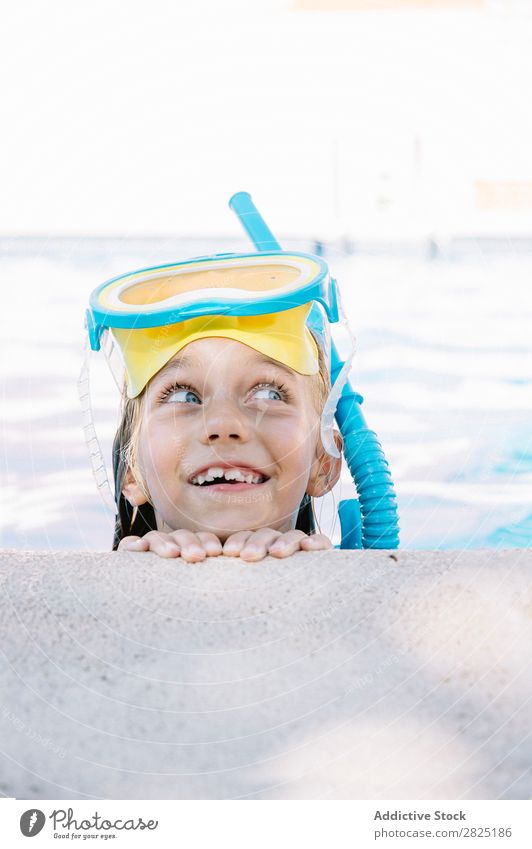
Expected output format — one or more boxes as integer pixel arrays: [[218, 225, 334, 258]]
[[332, 356, 400, 549]]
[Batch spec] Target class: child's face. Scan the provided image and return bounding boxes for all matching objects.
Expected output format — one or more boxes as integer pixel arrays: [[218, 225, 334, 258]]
[[125, 337, 339, 541]]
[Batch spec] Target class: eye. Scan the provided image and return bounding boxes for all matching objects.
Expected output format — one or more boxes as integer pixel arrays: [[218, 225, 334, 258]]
[[251, 382, 289, 402], [159, 383, 201, 404]]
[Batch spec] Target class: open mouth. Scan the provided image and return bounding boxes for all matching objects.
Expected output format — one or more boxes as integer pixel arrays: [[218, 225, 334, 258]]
[[189, 466, 270, 487]]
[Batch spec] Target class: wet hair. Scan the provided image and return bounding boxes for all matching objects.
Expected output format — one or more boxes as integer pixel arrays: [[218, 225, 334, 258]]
[[112, 411, 157, 550], [112, 336, 334, 549]]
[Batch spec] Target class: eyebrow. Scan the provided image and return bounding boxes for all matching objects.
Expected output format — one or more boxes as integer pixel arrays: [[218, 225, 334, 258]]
[[246, 351, 294, 377], [156, 350, 297, 382], [153, 354, 195, 377]]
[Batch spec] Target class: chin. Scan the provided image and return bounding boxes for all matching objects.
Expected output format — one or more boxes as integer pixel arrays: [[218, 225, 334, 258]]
[[163, 501, 295, 539], [198, 515, 283, 539]]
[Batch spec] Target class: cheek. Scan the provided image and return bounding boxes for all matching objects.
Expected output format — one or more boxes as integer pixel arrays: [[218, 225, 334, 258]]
[[138, 419, 187, 486], [265, 414, 318, 470]]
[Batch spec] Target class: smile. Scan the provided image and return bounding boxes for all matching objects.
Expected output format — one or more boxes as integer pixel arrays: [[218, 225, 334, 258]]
[[189, 465, 270, 487]]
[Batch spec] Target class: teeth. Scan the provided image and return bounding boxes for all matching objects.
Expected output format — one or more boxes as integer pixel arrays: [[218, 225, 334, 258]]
[[191, 466, 265, 485]]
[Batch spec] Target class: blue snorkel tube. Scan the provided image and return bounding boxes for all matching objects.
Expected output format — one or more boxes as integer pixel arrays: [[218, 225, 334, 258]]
[[229, 192, 400, 550]]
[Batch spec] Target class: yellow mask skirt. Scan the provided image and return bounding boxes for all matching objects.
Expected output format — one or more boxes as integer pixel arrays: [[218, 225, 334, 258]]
[[111, 303, 320, 398]]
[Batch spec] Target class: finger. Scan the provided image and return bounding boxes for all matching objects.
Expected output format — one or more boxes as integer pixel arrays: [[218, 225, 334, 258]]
[[240, 528, 283, 561], [196, 532, 223, 557], [117, 535, 149, 552], [167, 529, 206, 562], [222, 530, 254, 557], [299, 533, 333, 550], [268, 530, 308, 558], [142, 531, 181, 558]]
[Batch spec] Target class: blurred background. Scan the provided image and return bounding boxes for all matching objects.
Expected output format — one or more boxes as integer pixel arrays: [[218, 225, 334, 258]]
[[1, 0, 531, 550]]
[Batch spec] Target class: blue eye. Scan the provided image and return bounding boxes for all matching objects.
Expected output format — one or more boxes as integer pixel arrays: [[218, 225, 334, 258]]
[[161, 384, 201, 404], [252, 383, 287, 402]]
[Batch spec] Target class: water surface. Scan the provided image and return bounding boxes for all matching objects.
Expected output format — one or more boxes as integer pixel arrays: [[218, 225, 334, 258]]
[[1, 238, 530, 550]]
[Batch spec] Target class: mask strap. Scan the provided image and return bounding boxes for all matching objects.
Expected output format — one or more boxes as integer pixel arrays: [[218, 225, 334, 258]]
[[320, 290, 356, 458], [78, 333, 117, 514]]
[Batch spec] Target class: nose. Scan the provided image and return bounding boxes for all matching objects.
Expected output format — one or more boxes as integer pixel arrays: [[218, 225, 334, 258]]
[[200, 400, 251, 444]]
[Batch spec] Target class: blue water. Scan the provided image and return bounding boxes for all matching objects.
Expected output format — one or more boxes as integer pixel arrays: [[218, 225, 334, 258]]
[[1, 237, 531, 551]]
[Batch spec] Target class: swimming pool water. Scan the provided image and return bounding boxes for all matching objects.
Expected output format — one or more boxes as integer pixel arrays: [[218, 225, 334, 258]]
[[1, 238, 530, 551]]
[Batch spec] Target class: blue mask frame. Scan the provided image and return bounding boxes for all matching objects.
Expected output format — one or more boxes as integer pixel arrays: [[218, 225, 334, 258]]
[[86, 251, 340, 353]]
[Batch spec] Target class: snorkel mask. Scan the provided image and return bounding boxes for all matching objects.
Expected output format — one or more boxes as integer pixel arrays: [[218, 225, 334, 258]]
[[80, 192, 399, 549], [87, 252, 338, 400]]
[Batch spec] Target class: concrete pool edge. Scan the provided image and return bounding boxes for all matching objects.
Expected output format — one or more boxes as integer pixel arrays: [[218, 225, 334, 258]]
[[0, 548, 531, 800]]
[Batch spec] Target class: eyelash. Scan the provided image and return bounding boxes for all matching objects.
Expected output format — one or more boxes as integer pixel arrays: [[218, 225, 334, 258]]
[[156, 382, 195, 404], [253, 381, 292, 402], [157, 380, 292, 404]]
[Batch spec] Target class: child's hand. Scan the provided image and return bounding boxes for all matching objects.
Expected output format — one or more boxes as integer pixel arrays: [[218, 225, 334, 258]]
[[222, 528, 333, 561], [117, 528, 332, 561], [117, 530, 222, 562]]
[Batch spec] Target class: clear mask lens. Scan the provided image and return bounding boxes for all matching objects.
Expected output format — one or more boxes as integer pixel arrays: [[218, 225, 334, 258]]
[[102, 329, 126, 392]]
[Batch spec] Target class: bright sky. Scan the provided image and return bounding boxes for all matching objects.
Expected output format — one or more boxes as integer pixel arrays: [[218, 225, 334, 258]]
[[2, 0, 531, 235]]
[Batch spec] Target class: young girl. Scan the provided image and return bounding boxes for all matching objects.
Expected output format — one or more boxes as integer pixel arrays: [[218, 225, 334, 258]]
[[112, 317, 343, 563], [84, 198, 399, 554]]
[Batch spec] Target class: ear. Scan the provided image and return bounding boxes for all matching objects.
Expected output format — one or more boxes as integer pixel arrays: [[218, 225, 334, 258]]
[[122, 467, 149, 507], [306, 430, 343, 498]]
